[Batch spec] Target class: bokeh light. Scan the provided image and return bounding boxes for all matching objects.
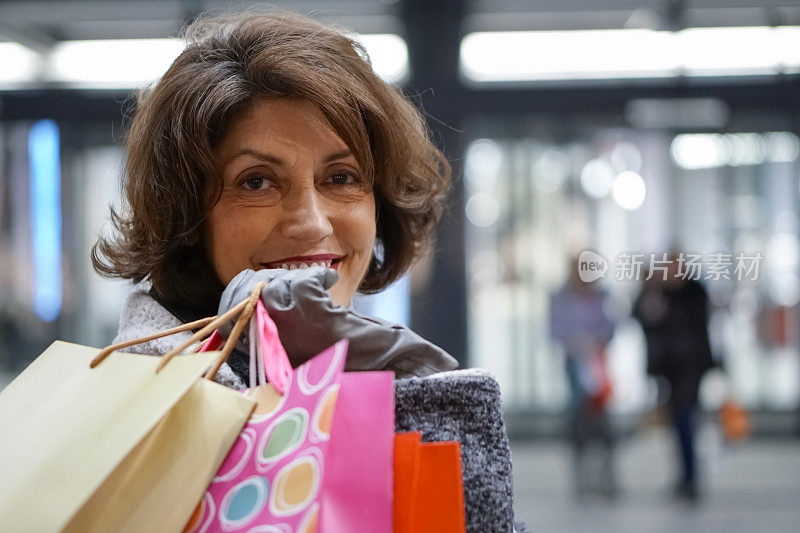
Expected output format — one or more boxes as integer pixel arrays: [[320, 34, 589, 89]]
[[612, 171, 646, 210]]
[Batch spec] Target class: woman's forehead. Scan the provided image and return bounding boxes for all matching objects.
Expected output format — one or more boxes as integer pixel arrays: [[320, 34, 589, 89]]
[[226, 98, 337, 140], [217, 97, 353, 166]]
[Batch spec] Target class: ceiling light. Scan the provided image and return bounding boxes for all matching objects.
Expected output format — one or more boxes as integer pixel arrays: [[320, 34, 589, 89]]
[[0, 42, 40, 85], [48, 38, 184, 88], [355, 34, 409, 82], [461, 26, 800, 82]]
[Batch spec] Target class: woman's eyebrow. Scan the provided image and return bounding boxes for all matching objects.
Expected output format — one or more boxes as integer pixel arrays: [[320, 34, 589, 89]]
[[322, 149, 355, 163], [227, 148, 355, 166], [228, 148, 284, 166]]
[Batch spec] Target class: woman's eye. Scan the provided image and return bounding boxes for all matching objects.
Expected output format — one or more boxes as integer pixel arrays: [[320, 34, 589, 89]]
[[328, 171, 359, 186], [241, 175, 271, 191]]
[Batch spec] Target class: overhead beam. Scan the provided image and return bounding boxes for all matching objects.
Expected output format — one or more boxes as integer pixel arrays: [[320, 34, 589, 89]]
[[0, 22, 57, 54]]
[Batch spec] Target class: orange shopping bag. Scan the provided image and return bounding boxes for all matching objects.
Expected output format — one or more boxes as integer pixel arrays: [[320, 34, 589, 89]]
[[394, 432, 466, 533], [719, 398, 751, 443]]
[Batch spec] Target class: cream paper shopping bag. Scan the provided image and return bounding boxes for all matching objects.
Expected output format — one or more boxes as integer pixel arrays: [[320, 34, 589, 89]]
[[0, 341, 255, 532]]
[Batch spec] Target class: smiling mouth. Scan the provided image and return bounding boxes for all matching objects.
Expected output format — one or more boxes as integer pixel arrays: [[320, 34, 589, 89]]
[[262, 255, 342, 271]]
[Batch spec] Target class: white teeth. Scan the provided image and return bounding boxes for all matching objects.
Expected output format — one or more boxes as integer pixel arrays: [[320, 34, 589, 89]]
[[275, 260, 335, 270]]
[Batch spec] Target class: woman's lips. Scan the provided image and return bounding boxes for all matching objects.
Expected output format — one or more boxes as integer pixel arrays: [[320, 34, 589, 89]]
[[262, 254, 342, 271]]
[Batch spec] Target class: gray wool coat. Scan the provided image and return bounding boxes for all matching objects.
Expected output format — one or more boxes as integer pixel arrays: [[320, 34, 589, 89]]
[[113, 283, 518, 532]]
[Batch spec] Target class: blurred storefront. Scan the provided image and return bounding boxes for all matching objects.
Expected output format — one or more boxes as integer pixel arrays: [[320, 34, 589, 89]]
[[0, 118, 130, 373], [464, 112, 800, 431], [1, 1, 800, 437]]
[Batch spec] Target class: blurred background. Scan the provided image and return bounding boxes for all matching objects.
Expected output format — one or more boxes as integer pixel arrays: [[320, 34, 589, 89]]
[[2, 0, 800, 530]]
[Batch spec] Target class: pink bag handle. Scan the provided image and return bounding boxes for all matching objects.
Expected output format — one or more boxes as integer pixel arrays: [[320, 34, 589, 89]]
[[253, 300, 293, 395], [198, 331, 223, 352], [198, 300, 293, 395]]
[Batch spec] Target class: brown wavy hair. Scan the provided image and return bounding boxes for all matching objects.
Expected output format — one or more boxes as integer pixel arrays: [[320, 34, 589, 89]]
[[92, 10, 451, 312]]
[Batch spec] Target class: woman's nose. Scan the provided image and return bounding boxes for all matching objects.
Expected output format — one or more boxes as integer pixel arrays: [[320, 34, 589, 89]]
[[279, 186, 333, 242]]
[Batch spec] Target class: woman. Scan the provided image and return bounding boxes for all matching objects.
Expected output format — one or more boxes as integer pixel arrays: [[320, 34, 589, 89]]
[[633, 256, 715, 502], [94, 11, 519, 531], [549, 257, 618, 498]]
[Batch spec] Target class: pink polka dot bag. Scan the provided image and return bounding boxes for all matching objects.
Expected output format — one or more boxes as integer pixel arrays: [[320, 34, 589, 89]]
[[184, 300, 346, 533]]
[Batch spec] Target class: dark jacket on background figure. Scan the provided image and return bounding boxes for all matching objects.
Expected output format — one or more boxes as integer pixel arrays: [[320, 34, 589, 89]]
[[633, 279, 716, 408]]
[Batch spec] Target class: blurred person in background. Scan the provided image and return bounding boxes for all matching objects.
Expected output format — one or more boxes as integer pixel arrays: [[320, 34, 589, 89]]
[[633, 253, 716, 503], [549, 256, 618, 498]]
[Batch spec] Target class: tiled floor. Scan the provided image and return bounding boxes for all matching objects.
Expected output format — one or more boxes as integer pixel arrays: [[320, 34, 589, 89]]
[[510, 427, 800, 533]]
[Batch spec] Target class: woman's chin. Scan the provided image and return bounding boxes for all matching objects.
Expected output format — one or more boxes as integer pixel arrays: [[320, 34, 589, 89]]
[[328, 283, 354, 309]]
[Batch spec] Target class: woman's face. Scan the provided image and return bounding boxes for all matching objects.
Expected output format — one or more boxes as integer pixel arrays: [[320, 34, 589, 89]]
[[207, 97, 376, 307]]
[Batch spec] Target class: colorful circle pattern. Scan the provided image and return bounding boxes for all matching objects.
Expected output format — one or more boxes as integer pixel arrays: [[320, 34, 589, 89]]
[[196, 339, 347, 532], [214, 428, 256, 483], [268, 448, 323, 517], [257, 408, 309, 471], [183, 492, 214, 533], [310, 384, 339, 443], [219, 476, 269, 530]]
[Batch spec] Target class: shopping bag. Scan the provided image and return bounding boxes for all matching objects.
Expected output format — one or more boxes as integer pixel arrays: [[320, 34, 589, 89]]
[[414, 440, 466, 532], [187, 300, 347, 532], [0, 284, 265, 532], [583, 347, 613, 412], [393, 432, 422, 533], [0, 343, 254, 533], [719, 398, 751, 443], [393, 432, 466, 533], [318, 371, 395, 532]]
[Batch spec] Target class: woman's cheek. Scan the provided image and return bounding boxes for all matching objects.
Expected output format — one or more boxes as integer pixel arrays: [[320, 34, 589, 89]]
[[208, 203, 271, 284]]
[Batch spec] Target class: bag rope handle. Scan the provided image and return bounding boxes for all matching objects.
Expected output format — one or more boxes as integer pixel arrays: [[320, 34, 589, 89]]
[[89, 299, 246, 369], [202, 283, 263, 381], [90, 315, 218, 368], [90, 283, 266, 380]]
